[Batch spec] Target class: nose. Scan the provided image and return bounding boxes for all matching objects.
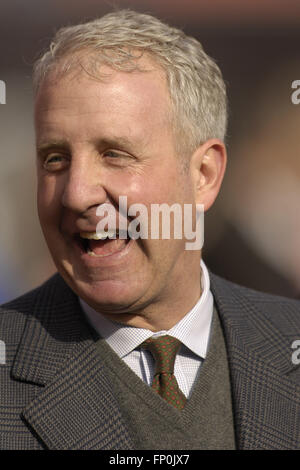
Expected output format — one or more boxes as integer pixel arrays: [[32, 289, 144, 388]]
[[61, 155, 107, 213]]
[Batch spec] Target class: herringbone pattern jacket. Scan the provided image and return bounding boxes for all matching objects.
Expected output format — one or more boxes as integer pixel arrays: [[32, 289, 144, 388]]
[[0, 272, 300, 449]]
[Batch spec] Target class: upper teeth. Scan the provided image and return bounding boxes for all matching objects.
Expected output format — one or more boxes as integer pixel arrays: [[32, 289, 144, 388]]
[[80, 230, 117, 240]]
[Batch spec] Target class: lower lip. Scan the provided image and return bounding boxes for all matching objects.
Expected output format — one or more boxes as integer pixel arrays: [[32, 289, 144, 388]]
[[74, 237, 134, 268]]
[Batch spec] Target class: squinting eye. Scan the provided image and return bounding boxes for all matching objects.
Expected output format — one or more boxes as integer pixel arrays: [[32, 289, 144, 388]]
[[102, 150, 133, 167], [46, 155, 62, 163], [103, 150, 133, 165], [43, 154, 69, 171], [104, 150, 121, 158]]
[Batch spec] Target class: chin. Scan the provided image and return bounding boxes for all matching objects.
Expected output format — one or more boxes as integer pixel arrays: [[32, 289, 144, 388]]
[[69, 275, 145, 313]]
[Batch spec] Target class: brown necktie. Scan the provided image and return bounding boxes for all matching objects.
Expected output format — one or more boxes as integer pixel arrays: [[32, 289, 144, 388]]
[[140, 335, 186, 410]]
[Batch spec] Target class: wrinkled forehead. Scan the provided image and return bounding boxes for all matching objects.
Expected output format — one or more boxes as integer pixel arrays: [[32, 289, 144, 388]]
[[34, 51, 172, 119], [33, 53, 176, 154]]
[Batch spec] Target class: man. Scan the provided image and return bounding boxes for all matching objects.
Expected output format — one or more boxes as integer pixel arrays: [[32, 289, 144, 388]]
[[1, 9, 300, 450]]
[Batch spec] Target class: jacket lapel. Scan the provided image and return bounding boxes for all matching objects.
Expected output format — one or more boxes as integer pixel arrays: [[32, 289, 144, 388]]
[[210, 272, 300, 449], [12, 274, 134, 450], [12, 271, 300, 449]]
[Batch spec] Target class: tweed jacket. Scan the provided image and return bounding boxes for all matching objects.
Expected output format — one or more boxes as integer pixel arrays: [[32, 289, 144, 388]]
[[0, 271, 300, 450]]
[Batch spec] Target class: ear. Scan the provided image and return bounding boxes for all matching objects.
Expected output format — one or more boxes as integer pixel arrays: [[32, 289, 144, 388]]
[[190, 139, 227, 211]]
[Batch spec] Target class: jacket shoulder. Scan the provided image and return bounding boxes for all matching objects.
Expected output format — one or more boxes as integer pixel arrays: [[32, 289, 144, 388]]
[[210, 270, 299, 302], [0, 273, 63, 343], [210, 271, 300, 328]]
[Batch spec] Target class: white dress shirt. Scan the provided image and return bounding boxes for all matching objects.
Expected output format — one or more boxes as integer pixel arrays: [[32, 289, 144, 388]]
[[80, 260, 213, 399]]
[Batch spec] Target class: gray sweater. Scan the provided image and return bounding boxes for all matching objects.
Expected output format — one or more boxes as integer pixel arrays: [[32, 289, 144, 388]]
[[94, 307, 236, 450]]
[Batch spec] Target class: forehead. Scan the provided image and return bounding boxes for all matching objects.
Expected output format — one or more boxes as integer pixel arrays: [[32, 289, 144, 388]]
[[34, 56, 172, 144]]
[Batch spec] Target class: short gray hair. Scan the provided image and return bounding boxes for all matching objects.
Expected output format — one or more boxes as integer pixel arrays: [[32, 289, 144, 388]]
[[33, 9, 227, 157]]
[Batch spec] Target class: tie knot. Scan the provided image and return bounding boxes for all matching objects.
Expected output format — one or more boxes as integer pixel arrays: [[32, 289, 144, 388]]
[[140, 335, 182, 374]]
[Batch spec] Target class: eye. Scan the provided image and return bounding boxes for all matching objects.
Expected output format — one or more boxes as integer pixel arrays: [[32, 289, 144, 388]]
[[43, 154, 69, 172], [103, 150, 123, 158], [102, 149, 133, 166]]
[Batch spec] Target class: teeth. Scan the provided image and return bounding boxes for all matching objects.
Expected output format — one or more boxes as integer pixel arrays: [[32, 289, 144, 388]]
[[80, 230, 117, 240], [80, 229, 129, 240], [78, 230, 129, 257]]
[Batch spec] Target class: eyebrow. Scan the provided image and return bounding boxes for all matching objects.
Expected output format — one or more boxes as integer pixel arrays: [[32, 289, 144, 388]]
[[36, 135, 144, 154], [96, 136, 141, 152], [36, 140, 70, 154]]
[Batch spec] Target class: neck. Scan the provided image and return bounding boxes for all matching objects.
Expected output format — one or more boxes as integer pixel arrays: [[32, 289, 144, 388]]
[[112, 284, 202, 331], [91, 257, 202, 331]]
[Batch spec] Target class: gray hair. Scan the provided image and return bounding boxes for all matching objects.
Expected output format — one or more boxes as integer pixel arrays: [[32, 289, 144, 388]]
[[33, 9, 227, 158]]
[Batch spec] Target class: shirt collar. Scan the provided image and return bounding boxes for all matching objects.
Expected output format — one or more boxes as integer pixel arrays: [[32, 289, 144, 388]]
[[80, 259, 213, 360]]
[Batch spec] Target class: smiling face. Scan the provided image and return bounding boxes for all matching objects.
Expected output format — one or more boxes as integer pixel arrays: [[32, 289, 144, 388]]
[[35, 56, 203, 330]]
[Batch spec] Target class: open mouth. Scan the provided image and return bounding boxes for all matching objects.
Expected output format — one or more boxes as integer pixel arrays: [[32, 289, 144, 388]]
[[76, 229, 130, 257]]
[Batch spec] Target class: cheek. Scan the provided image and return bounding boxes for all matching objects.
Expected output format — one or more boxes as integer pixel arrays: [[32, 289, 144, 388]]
[[37, 176, 62, 224], [123, 170, 181, 205], [106, 173, 154, 207]]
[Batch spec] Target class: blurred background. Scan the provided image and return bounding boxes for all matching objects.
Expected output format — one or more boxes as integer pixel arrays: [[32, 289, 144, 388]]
[[0, 0, 300, 302]]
